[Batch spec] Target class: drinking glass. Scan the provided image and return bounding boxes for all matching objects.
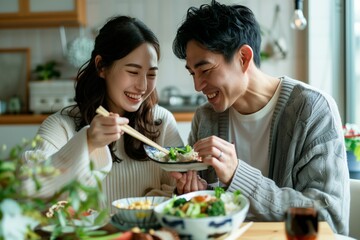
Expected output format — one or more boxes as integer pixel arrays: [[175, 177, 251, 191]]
[[283, 191, 319, 240]]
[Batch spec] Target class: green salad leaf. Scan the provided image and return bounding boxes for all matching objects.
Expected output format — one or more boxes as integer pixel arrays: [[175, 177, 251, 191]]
[[168, 144, 193, 161]]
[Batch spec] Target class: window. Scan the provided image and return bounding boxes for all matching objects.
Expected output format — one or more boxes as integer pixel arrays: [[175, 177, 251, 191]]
[[346, 0, 360, 123]]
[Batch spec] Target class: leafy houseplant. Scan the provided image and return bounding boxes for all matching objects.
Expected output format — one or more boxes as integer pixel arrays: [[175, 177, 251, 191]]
[[34, 61, 61, 81], [343, 123, 360, 161], [0, 136, 109, 240]]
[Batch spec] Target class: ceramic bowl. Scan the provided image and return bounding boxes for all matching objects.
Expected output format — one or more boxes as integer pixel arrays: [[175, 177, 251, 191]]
[[154, 190, 249, 240], [144, 145, 208, 172], [112, 196, 169, 229]]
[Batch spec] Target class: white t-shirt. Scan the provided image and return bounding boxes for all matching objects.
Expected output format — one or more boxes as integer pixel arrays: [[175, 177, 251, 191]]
[[229, 80, 282, 177]]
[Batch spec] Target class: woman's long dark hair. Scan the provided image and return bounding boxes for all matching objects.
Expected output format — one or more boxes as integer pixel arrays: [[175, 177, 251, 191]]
[[66, 16, 161, 162]]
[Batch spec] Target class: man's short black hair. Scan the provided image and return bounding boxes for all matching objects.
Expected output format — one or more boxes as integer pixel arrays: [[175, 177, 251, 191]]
[[173, 0, 262, 67]]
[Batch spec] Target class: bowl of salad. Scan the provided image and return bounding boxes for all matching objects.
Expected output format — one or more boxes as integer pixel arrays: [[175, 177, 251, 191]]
[[153, 188, 249, 240]]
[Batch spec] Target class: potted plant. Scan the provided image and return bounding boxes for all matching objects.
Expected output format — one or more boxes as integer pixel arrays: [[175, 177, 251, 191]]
[[0, 136, 108, 239], [29, 60, 75, 114], [343, 123, 360, 179], [33, 61, 61, 81]]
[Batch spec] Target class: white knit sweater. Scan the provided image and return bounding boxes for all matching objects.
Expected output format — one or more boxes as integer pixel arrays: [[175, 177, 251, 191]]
[[23, 105, 183, 210]]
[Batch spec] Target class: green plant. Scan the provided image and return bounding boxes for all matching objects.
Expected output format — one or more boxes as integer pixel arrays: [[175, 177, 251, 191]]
[[0, 136, 109, 240], [34, 61, 61, 80], [343, 123, 360, 160]]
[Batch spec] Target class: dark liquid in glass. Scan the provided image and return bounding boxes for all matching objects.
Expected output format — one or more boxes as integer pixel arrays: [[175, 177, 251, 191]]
[[285, 207, 318, 240]]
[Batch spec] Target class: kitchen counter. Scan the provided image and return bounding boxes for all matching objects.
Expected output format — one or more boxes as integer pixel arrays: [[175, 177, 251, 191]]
[[0, 112, 194, 125]]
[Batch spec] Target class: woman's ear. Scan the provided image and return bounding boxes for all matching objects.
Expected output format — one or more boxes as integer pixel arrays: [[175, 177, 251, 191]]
[[95, 55, 105, 78], [238, 45, 253, 71]]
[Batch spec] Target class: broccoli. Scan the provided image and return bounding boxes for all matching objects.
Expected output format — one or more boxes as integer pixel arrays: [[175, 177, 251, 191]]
[[173, 198, 187, 208], [207, 199, 226, 216], [169, 147, 177, 160], [175, 145, 192, 154], [214, 187, 226, 198]]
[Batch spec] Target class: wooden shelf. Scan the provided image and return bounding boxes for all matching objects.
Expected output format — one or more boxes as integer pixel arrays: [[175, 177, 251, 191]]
[[0, 112, 194, 125], [0, 0, 86, 28], [0, 114, 48, 125]]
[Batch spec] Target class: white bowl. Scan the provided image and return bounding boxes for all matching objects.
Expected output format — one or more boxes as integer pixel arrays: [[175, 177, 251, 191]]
[[154, 190, 249, 240], [144, 145, 208, 172], [112, 196, 169, 229]]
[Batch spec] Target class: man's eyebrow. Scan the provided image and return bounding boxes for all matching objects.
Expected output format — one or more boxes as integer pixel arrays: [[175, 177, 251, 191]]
[[185, 60, 210, 70], [125, 63, 158, 70]]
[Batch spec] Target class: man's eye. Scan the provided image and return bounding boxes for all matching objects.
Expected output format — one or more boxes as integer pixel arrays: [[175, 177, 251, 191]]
[[128, 71, 138, 75], [189, 72, 195, 76]]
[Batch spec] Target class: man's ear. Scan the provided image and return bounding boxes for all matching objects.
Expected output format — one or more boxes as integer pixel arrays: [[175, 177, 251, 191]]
[[95, 55, 105, 78], [238, 45, 253, 71]]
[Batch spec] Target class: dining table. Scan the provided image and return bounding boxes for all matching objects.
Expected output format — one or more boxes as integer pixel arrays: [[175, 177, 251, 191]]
[[237, 221, 335, 240], [98, 221, 335, 240], [36, 221, 335, 239]]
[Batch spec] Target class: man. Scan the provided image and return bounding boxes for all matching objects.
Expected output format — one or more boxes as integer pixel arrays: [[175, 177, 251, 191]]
[[170, 0, 349, 235]]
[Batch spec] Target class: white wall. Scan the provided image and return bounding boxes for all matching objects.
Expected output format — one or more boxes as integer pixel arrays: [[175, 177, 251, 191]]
[[0, 0, 303, 98], [0, 125, 39, 155], [308, 0, 345, 119], [0, 1, 348, 148]]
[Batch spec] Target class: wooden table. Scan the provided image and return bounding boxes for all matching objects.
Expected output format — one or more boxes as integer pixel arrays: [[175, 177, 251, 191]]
[[37, 221, 335, 239], [99, 221, 334, 240], [239, 222, 334, 240]]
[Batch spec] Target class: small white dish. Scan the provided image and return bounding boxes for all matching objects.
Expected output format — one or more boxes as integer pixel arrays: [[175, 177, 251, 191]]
[[41, 211, 105, 233], [144, 145, 208, 172], [41, 224, 103, 233]]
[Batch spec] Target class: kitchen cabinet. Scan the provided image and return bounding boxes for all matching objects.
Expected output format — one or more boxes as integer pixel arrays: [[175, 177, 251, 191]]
[[0, 0, 86, 28]]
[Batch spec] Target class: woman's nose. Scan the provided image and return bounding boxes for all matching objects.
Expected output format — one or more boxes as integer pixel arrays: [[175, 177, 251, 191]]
[[136, 76, 147, 91]]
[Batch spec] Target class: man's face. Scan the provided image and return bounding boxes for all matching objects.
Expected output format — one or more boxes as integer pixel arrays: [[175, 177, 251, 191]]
[[185, 40, 248, 113]]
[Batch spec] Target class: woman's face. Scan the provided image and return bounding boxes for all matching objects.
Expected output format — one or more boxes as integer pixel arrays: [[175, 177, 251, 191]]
[[98, 43, 158, 115]]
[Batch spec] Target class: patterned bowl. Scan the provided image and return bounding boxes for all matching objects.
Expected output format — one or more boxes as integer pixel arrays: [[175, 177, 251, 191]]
[[154, 190, 249, 240], [112, 196, 169, 229]]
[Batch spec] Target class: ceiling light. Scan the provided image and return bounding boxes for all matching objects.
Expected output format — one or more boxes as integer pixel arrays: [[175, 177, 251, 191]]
[[290, 0, 307, 30]]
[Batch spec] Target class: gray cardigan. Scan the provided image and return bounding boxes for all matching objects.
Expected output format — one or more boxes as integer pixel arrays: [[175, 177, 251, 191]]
[[188, 76, 350, 235]]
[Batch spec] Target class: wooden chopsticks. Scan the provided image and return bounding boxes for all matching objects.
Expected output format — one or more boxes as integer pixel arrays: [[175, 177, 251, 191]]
[[95, 106, 170, 155]]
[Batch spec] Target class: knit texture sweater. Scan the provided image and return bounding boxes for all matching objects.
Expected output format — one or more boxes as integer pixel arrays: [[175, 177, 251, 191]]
[[188, 76, 350, 235], [23, 105, 183, 210]]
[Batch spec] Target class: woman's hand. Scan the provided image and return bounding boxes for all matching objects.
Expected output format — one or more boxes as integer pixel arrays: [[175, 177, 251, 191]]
[[170, 170, 207, 195], [87, 113, 129, 153], [194, 136, 238, 185]]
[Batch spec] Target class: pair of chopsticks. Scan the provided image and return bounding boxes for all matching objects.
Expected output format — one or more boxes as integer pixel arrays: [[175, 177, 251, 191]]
[[216, 221, 253, 240], [95, 106, 170, 155]]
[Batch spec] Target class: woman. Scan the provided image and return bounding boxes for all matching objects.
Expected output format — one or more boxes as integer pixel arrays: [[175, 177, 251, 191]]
[[23, 16, 183, 208]]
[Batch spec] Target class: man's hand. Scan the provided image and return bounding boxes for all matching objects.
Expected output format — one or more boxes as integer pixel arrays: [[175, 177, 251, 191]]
[[194, 136, 238, 185]]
